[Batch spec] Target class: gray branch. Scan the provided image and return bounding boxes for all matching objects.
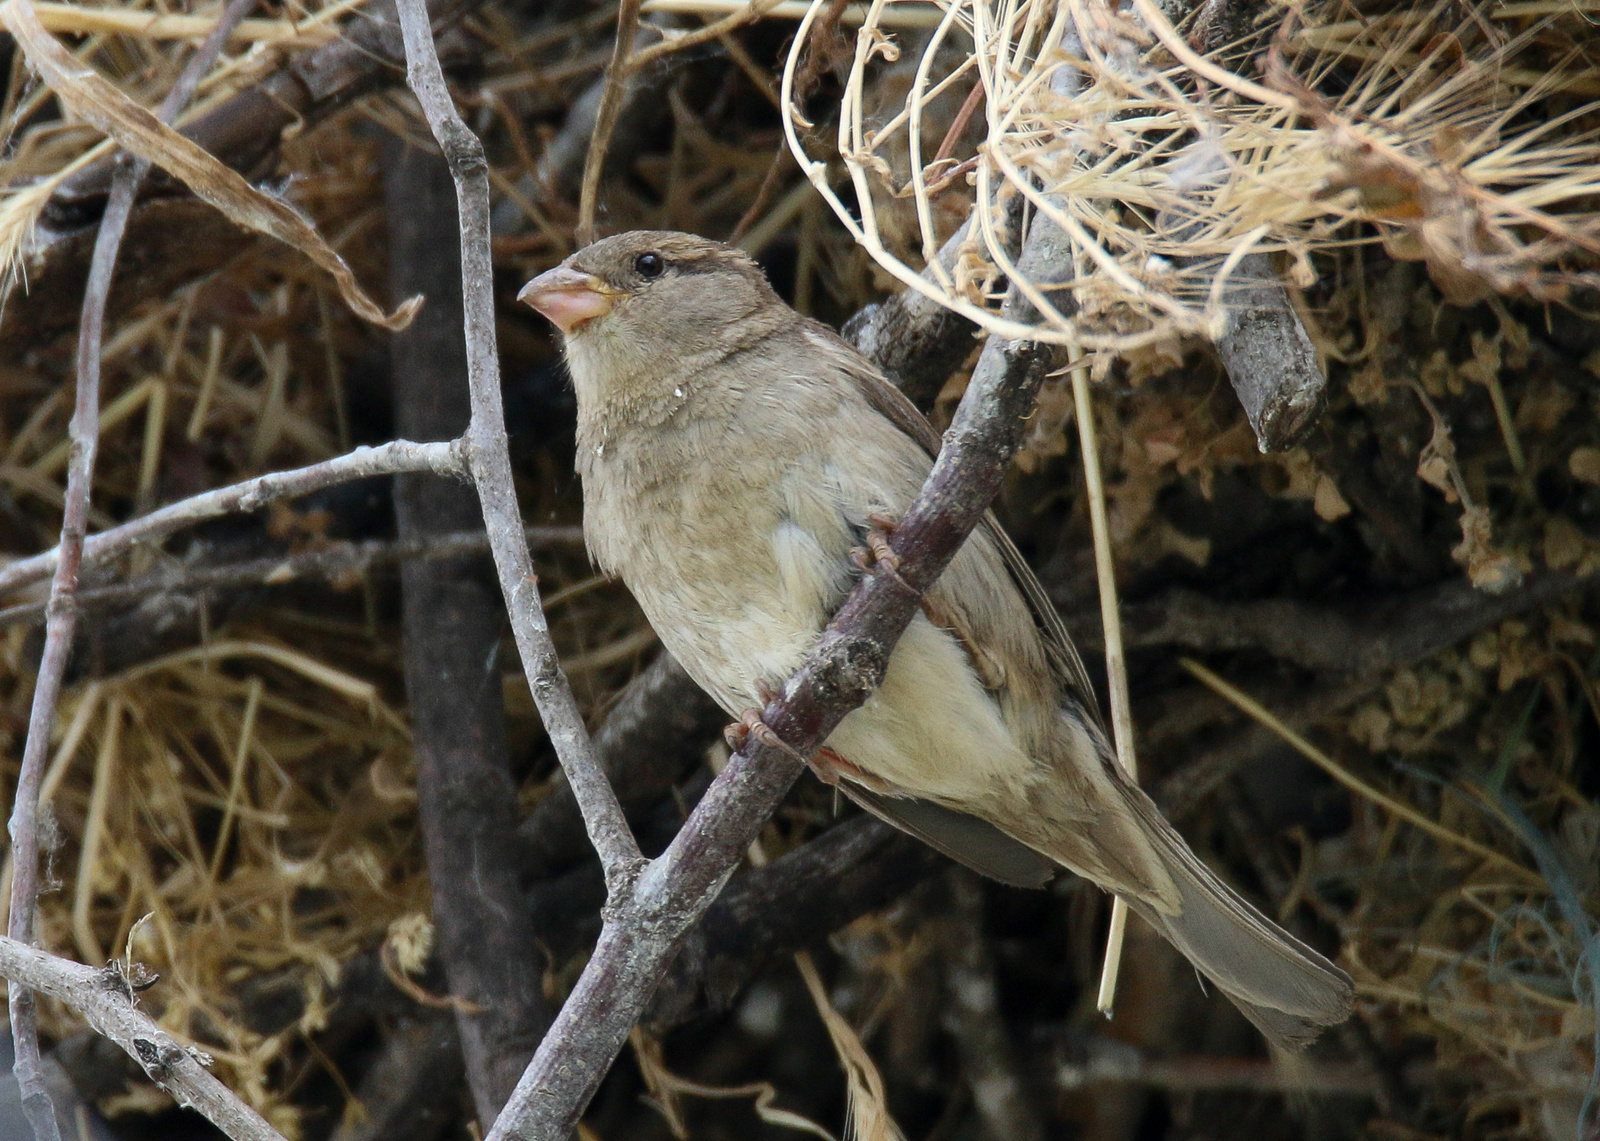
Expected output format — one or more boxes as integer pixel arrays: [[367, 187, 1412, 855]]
[[0, 440, 464, 599], [0, 936, 290, 1141]]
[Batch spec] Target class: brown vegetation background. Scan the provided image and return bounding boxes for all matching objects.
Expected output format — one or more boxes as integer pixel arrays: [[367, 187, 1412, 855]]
[[0, 0, 1597, 1138]]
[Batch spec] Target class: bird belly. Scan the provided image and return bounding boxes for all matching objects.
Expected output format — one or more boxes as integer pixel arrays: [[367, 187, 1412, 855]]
[[825, 613, 1038, 807]]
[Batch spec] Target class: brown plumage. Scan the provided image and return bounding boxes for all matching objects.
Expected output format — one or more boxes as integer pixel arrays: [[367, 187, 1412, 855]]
[[518, 230, 1353, 1049]]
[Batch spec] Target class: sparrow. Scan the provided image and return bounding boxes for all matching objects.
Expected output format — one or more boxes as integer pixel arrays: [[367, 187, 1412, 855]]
[[518, 230, 1353, 1048]]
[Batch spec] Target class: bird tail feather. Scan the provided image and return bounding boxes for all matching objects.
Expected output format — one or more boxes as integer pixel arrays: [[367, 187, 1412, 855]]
[[1121, 789, 1354, 1051]]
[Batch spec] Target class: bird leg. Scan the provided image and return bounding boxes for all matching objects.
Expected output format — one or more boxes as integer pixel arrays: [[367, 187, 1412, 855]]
[[849, 512, 913, 591], [723, 680, 807, 762]]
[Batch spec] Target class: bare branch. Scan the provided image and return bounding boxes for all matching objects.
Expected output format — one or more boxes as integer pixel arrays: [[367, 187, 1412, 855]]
[[0, 526, 586, 634], [385, 132, 552, 1123], [0, 440, 463, 599], [394, 0, 643, 892], [0, 936, 291, 1141], [1211, 254, 1326, 452]]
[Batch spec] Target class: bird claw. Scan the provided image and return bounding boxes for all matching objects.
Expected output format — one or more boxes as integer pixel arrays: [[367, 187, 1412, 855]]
[[851, 514, 913, 590], [725, 707, 805, 763]]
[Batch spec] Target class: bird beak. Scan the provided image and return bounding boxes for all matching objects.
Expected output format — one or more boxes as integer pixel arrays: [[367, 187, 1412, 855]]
[[517, 266, 616, 334]]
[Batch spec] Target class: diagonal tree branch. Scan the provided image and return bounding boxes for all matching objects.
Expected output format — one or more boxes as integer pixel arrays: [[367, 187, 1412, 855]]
[[0, 936, 290, 1141]]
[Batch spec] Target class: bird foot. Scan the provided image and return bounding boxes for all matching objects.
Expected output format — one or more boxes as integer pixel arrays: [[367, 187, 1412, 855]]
[[849, 513, 912, 590], [724, 703, 806, 764]]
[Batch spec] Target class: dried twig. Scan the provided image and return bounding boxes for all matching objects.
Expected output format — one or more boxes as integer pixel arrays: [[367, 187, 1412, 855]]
[[394, 0, 642, 894], [0, 440, 463, 598], [0, 935, 291, 1141], [0, 0, 418, 330], [1211, 255, 1326, 452], [0, 526, 587, 633], [576, 0, 646, 245], [574, 0, 788, 241], [42, 0, 474, 227], [5, 7, 254, 1137]]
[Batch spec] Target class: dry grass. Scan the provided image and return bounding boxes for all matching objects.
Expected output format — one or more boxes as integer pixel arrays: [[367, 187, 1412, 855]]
[[792, 0, 1600, 361]]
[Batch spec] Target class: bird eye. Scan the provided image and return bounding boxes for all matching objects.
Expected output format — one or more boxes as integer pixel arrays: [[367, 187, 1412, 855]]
[[634, 252, 665, 278]]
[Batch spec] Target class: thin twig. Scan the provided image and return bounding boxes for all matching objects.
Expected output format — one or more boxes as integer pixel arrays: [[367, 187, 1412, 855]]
[[0, 526, 586, 632], [394, 0, 643, 893], [0, 439, 464, 599], [628, 0, 788, 71], [0, 935, 291, 1141], [5, 7, 255, 1137], [577, 0, 793, 242]]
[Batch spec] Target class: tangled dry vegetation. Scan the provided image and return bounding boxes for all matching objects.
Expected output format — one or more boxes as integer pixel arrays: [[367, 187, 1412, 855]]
[[0, 0, 1597, 1137]]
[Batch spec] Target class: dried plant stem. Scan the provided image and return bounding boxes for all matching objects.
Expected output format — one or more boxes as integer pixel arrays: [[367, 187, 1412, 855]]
[[0, 439, 463, 598], [577, 0, 789, 242], [394, 0, 642, 892], [4, 8, 255, 1137], [0, 935, 291, 1141], [576, 0, 644, 245], [1067, 347, 1140, 1017]]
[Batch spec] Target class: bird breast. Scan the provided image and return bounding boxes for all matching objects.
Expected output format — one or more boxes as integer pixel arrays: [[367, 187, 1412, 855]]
[[579, 384, 858, 714]]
